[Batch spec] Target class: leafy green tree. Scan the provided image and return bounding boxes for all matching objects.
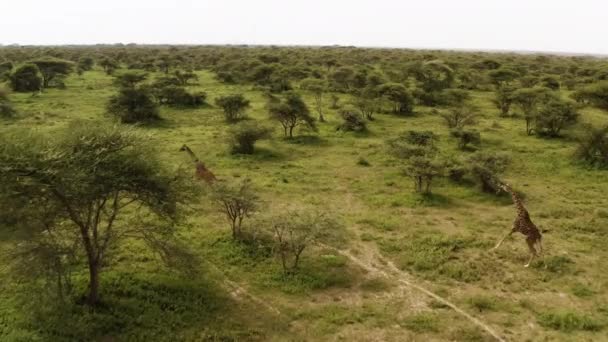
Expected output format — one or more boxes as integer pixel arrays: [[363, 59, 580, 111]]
[[174, 70, 198, 85], [573, 81, 608, 110], [77, 56, 95, 73], [512, 87, 555, 135], [451, 129, 481, 150], [215, 94, 251, 122], [0, 61, 13, 80], [353, 86, 381, 120], [413, 60, 454, 93], [156, 54, 173, 74], [337, 107, 367, 132], [270, 209, 336, 274], [534, 99, 578, 137], [300, 78, 328, 122], [575, 125, 608, 169], [493, 85, 515, 117], [99, 57, 118, 75], [153, 85, 206, 107], [107, 87, 160, 123], [9, 64, 43, 92], [540, 75, 560, 90], [441, 105, 477, 129], [228, 121, 273, 154], [467, 152, 510, 193], [329, 66, 355, 92], [404, 156, 446, 194], [0, 123, 197, 306], [488, 68, 519, 87], [268, 92, 316, 138], [113, 71, 148, 88], [31, 58, 74, 88], [377, 83, 414, 115]]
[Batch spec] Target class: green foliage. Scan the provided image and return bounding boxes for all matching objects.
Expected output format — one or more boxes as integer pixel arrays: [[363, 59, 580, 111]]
[[538, 311, 603, 332], [377, 82, 414, 115], [451, 129, 481, 150], [215, 93, 251, 122], [107, 86, 160, 123], [113, 71, 148, 88], [300, 77, 328, 121], [575, 125, 608, 169], [268, 209, 338, 274], [268, 91, 316, 137], [153, 85, 207, 107], [9, 63, 43, 92], [511, 87, 556, 135], [534, 99, 578, 137], [228, 121, 273, 154], [493, 84, 515, 117], [30, 58, 74, 88], [467, 151, 510, 193], [488, 67, 519, 87], [441, 105, 477, 129], [404, 156, 446, 194], [573, 81, 608, 110], [387, 130, 438, 159], [337, 107, 367, 132], [209, 179, 259, 240], [0, 123, 197, 306]]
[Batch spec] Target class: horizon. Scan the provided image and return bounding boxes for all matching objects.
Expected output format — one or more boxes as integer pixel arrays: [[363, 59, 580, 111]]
[[2, 0, 607, 55]]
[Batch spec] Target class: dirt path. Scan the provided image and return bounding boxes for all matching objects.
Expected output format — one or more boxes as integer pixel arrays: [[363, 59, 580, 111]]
[[319, 243, 506, 342], [207, 262, 282, 316]]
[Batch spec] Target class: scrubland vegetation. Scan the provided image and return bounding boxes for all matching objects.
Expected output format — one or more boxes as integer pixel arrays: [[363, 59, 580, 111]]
[[1, 45, 608, 341]]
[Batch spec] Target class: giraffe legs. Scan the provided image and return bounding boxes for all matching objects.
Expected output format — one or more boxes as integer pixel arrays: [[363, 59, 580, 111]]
[[524, 237, 538, 267], [493, 231, 513, 250]]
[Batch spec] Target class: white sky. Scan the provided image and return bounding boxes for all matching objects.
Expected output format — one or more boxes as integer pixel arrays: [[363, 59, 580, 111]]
[[1, 0, 607, 54]]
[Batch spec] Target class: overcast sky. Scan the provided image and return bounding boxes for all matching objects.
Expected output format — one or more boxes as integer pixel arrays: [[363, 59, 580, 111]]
[[2, 0, 607, 54]]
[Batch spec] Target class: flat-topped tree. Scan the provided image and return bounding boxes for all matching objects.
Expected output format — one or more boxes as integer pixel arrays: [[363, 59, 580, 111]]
[[268, 92, 316, 138], [300, 78, 328, 122], [0, 123, 197, 306], [31, 58, 75, 88]]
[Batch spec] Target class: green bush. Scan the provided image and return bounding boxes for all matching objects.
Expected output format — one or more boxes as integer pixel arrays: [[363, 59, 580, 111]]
[[451, 129, 481, 150], [575, 125, 608, 169], [228, 121, 272, 154], [9, 63, 43, 92], [0, 87, 16, 118], [107, 87, 160, 123], [467, 152, 510, 193], [337, 108, 367, 132]]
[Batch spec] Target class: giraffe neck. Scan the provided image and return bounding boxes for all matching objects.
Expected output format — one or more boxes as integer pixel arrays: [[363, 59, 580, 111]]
[[182, 146, 200, 163], [508, 189, 527, 215]]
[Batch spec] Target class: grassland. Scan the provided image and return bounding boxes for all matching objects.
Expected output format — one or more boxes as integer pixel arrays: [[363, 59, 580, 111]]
[[1, 65, 608, 341]]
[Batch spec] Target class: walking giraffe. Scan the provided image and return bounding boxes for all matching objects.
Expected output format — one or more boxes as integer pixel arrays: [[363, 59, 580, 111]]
[[179, 144, 217, 183], [493, 182, 545, 268]]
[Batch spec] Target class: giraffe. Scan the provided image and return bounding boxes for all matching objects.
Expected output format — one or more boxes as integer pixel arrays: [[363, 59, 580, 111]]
[[493, 182, 545, 268], [179, 144, 217, 183]]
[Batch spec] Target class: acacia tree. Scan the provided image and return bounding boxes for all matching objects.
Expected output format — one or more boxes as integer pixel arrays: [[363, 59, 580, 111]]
[[31, 58, 74, 88], [575, 124, 608, 169], [270, 209, 335, 274], [268, 92, 316, 138], [512, 87, 555, 135], [493, 85, 515, 117], [0, 123, 197, 306], [215, 94, 251, 122], [210, 179, 259, 240], [300, 78, 328, 122], [377, 83, 414, 115], [534, 99, 578, 137]]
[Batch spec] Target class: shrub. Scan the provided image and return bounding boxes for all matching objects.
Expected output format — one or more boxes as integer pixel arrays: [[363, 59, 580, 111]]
[[467, 152, 510, 193], [538, 311, 603, 332], [268, 92, 316, 138], [441, 105, 477, 129], [209, 179, 259, 240], [451, 129, 481, 150], [215, 94, 250, 122], [154, 85, 206, 107], [107, 87, 160, 123], [404, 156, 446, 194], [573, 81, 608, 110], [227, 121, 272, 154], [387, 130, 438, 159], [575, 125, 608, 169], [268, 209, 336, 274], [9, 63, 43, 92], [337, 108, 367, 132], [534, 99, 579, 137]]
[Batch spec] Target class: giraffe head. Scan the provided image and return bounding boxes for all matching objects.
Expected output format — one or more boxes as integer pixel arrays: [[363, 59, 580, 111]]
[[497, 182, 512, 193]]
